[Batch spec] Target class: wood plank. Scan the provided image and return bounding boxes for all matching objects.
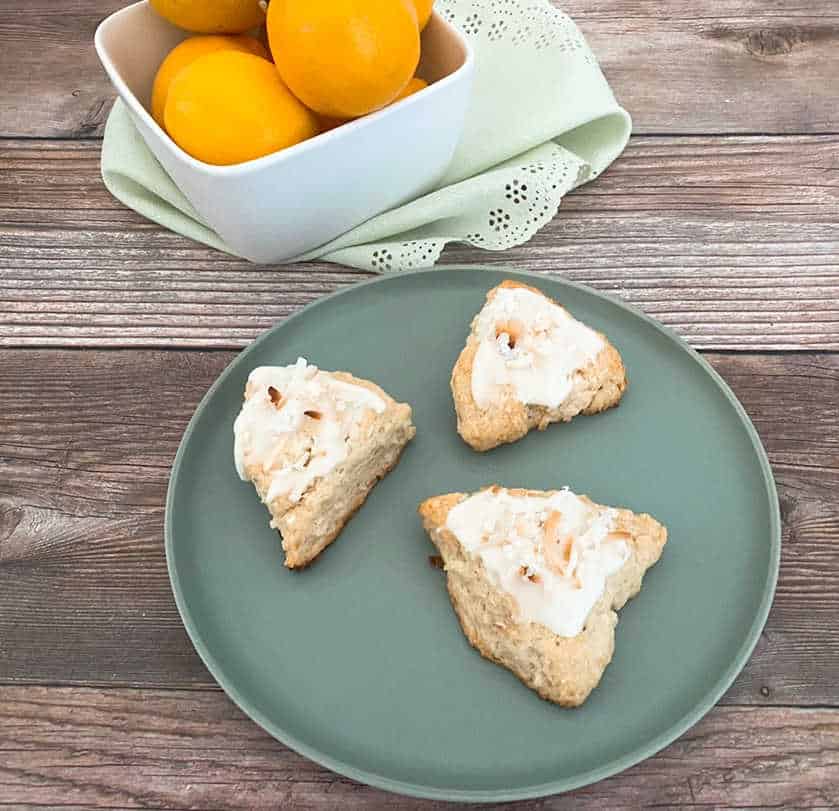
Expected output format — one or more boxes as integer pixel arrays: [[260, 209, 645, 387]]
[[0, 348, 837, 704], [2, 1, 839, 138], [577, 0, 839, 135], [0, 685, 837, 809], [1, 135, 838, 351]]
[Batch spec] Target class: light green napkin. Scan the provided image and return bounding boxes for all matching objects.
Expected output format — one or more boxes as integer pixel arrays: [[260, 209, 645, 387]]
[[101, 0, 630, 271]]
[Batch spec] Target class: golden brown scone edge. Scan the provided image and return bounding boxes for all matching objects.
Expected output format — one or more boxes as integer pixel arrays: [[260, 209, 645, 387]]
[[418, 487, 667, 706], [244, 372, 415, 568], [451, 281, 628, 451]]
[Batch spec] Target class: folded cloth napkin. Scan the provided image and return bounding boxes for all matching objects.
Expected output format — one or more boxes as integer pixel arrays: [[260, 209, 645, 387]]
[[101, 0, 630, 271]]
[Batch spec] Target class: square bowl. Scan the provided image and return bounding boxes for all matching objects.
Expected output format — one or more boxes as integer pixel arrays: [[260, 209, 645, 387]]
[[95, 1, 474, 263]]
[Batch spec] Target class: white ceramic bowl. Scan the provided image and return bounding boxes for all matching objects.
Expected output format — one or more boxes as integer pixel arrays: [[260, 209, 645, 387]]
[[95, 1, 474, 263]]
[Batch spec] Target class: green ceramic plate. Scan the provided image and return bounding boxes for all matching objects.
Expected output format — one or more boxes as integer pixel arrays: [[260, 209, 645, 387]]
[[166, 267, 779, 802]]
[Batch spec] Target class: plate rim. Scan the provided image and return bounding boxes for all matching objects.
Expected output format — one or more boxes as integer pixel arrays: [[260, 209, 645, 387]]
[[165, 265, 781, 802]]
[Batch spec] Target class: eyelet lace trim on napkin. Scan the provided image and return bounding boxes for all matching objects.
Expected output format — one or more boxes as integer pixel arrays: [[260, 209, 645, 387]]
[[441, 0, 595, 62], [328, 142, 588, 273]]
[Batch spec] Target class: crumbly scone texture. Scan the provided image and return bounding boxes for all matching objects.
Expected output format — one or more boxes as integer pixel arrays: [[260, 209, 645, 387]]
[[245, 373, 415, 568], [451, 280, 628, 451], [418, 487, 667, 707]]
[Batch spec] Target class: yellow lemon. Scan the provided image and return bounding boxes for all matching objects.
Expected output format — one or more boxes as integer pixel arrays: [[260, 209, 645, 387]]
[[412, 0, 434, 30], [394, 76, 428, 102], [151, 35, 268, 127], [267, 0, 420, 119], [164, 51, 319, 165], [316, 114, 349, 133], [149, 0, 265, 34], [316, 77, 428, 134]]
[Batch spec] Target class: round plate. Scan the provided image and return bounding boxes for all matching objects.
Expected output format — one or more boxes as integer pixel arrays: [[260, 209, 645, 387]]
[[166, 267, 779, 802]]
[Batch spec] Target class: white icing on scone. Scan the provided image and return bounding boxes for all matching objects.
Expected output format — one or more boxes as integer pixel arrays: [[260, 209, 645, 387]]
[[470, 286, 604, 409], [445, 487, 629, 637], [234, 358, 385, 504]]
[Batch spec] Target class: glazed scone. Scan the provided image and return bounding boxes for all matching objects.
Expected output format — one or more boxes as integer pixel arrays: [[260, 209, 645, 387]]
[[235, 358, 415, 568], [419, 486, 666, 706], [451, 280, 627, 451]]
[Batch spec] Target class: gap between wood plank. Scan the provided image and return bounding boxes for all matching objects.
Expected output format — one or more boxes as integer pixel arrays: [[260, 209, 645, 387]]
[[3, 132, 839, 141], [0, 678, 836, 710], [1, 346, 838, 355]]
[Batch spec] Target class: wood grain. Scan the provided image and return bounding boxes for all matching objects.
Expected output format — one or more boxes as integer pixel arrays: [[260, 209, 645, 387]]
[[2, 1, 837, 806], [1, 685, 837, 809], [2, 1, 839, 138], [575, 0, 839, 135], [0, 348, 837, 705], [2, 135, 838, 350]]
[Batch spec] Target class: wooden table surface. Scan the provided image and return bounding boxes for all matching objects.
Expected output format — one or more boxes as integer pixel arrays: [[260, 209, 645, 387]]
[[2, 1, 838, 808]]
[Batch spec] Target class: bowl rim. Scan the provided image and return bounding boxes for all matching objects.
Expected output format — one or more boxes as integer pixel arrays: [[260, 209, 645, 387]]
[[94, 0, 476, 177]]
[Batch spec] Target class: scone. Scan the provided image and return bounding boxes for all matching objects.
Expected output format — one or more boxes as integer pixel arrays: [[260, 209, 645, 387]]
[[451, 280, 627, 451], [234, 357, 415, 568], [419, 486, 666, 706]]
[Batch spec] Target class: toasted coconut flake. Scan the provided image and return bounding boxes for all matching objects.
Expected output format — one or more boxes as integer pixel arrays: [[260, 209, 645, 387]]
[[267, 386, 283, 407], [542, 510, 579, 578], [606, 530, 632, 543], [543, 510, 563, 539], [495, 318, 525, 349]]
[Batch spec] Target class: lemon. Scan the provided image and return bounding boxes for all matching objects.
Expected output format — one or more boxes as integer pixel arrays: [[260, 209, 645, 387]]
[[151, 35, 268, 127], [150, 0, 265, 34], [267, 0, 420, 119], [164, 51, 319, 165]]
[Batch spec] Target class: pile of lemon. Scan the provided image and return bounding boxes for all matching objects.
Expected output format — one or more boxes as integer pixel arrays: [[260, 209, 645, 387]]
[[150, 0, 433, 165]]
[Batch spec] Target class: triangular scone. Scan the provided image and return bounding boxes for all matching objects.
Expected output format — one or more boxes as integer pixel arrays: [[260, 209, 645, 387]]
[[451, 280, 628, 451], [235, 358, 415, 568], [419, 486, 666, 706]]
